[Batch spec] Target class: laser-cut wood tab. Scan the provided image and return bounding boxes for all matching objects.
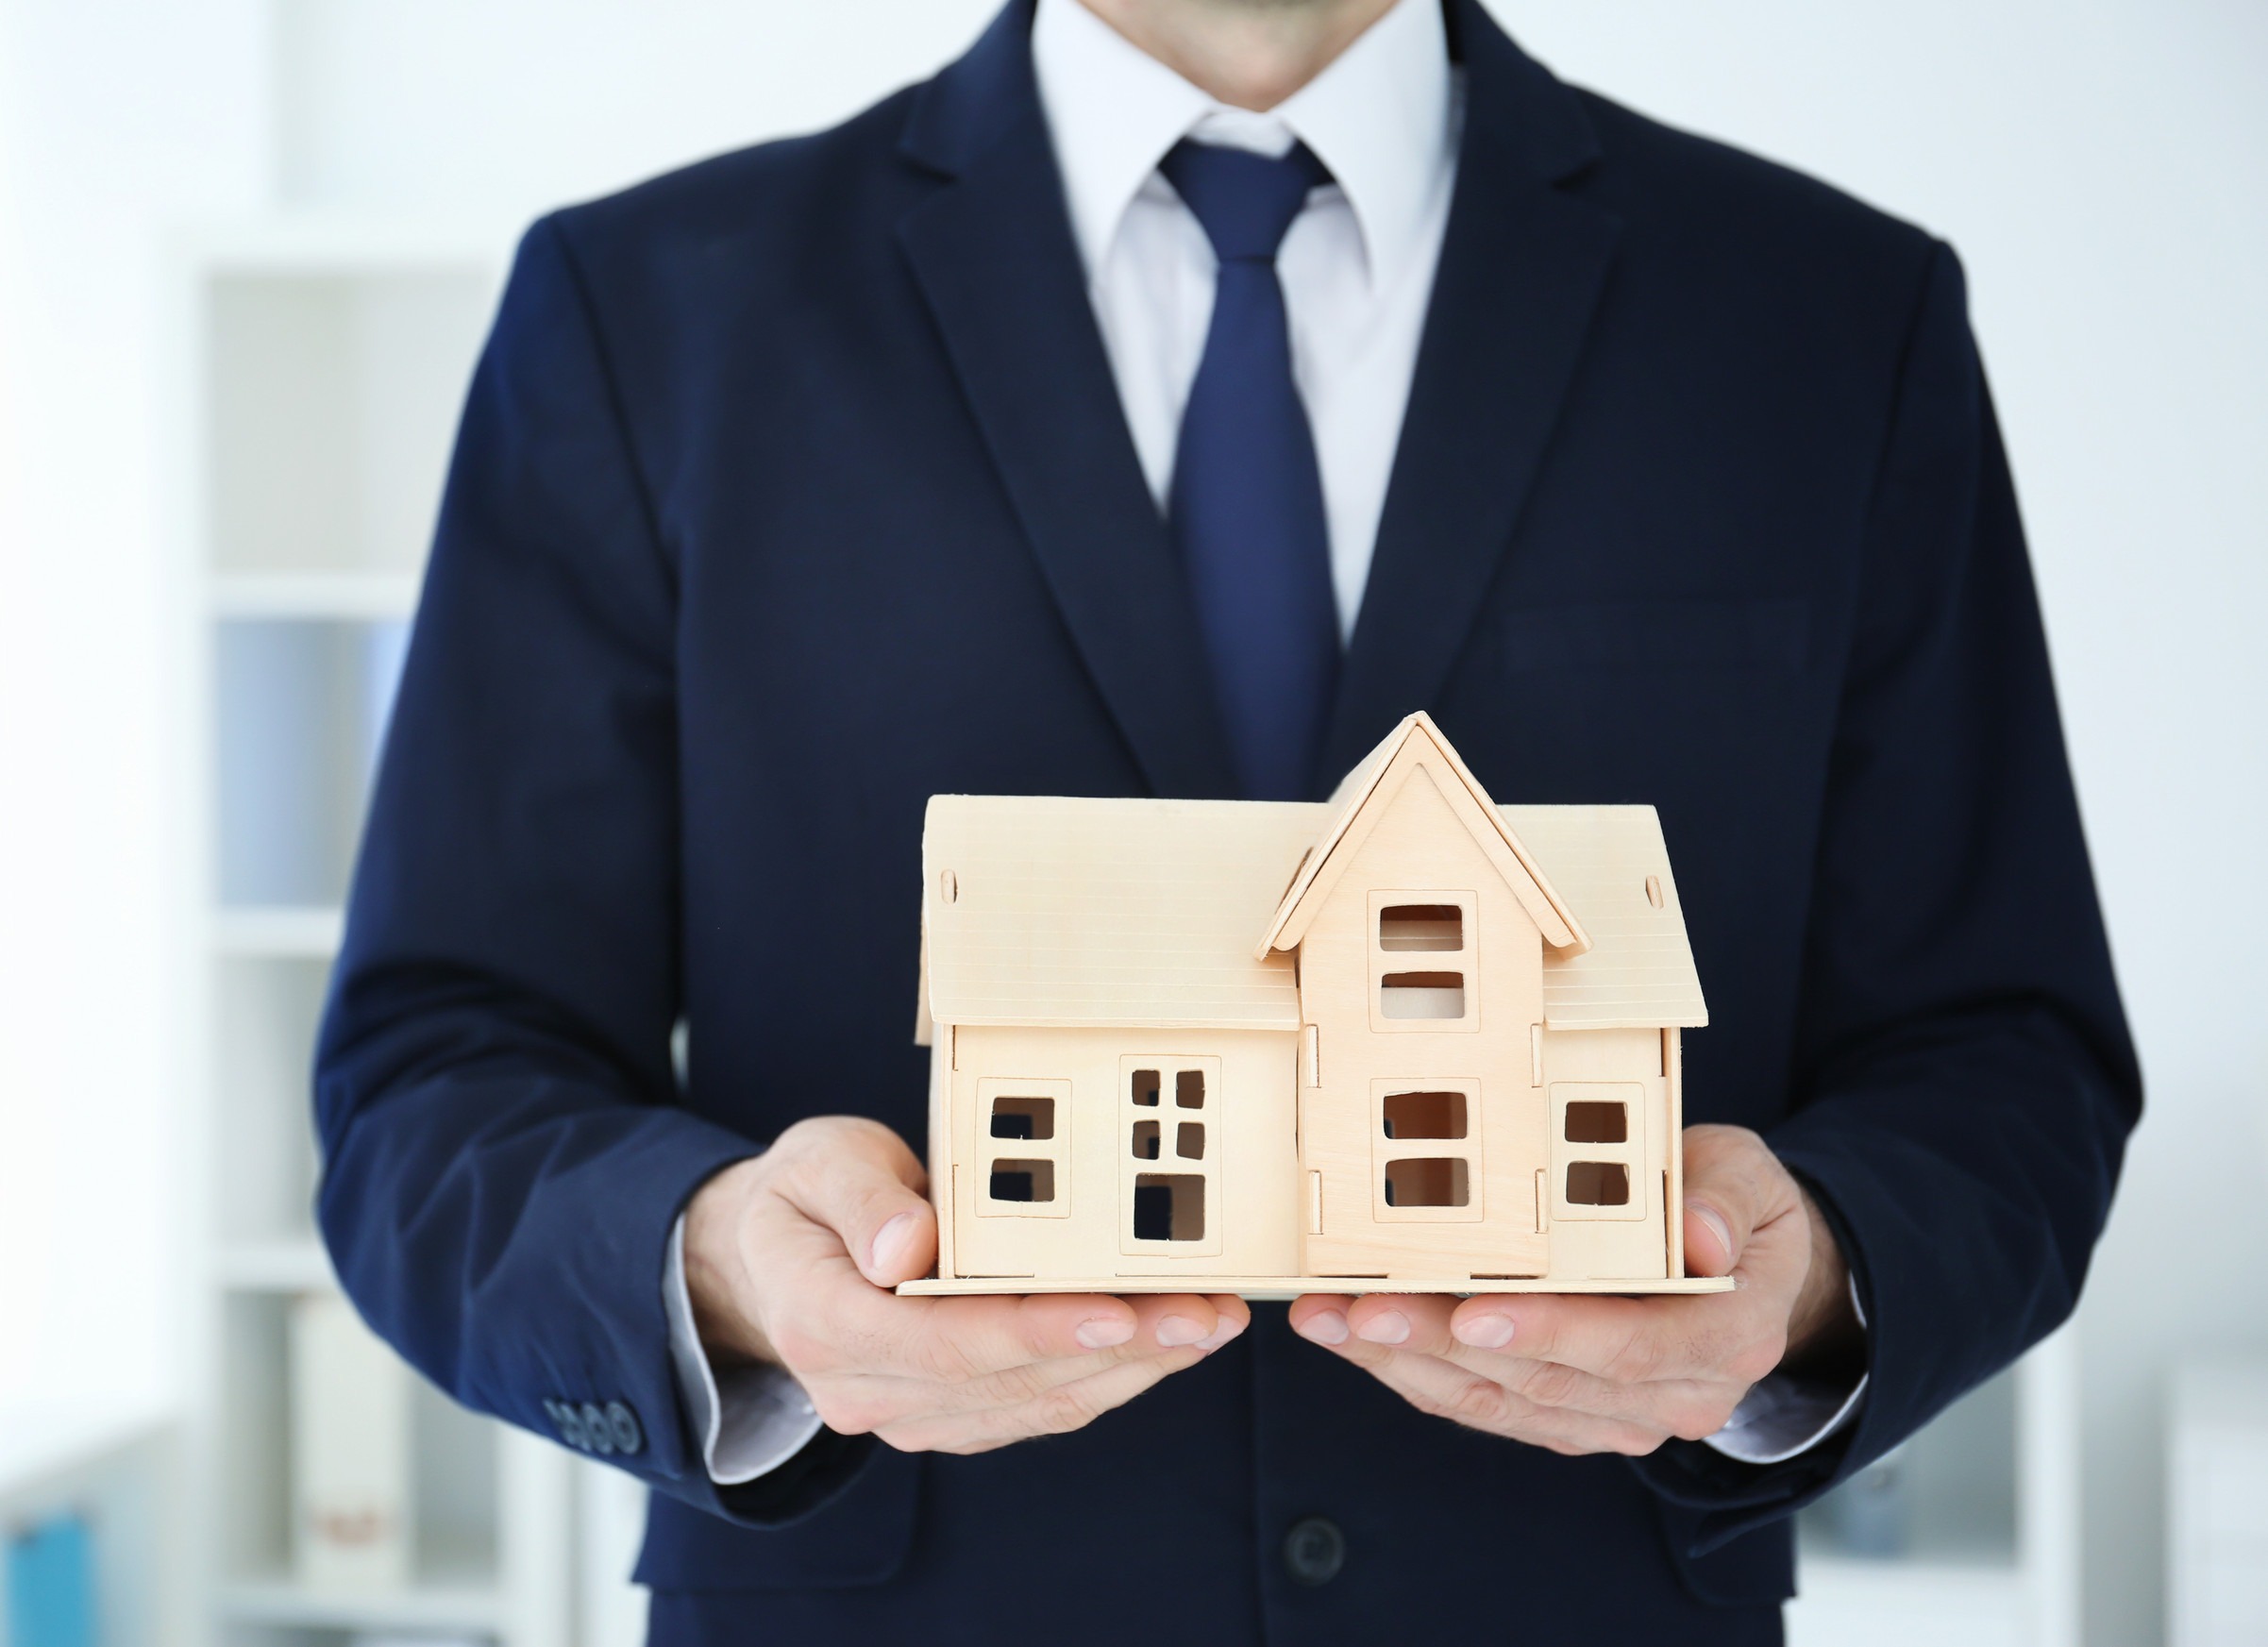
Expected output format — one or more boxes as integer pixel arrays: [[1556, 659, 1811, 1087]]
[[912, 713, 1723, 1297]]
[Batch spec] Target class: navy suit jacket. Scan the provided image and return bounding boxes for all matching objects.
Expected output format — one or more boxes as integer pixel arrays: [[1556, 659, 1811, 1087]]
[[315, 2, 2140, 1639]]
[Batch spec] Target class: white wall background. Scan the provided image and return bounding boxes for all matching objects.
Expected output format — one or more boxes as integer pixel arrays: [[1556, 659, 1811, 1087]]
[[0, 2, 2260, 1641]]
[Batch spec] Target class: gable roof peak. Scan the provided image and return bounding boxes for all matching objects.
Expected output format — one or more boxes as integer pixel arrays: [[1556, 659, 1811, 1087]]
[[1252, 712, 1590, 959]]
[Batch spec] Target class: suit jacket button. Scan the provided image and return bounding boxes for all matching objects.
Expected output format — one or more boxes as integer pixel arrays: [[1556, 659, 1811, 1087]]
[[546, 1399, 586, 1450], [580, 1401, 614, 1455], [1283, 1517, 1345, 1586], [605, 1401, 644, 1455]]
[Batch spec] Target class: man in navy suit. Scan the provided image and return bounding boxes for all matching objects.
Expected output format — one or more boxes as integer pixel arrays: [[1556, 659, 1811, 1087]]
[[315, 0, 2139, 1639]]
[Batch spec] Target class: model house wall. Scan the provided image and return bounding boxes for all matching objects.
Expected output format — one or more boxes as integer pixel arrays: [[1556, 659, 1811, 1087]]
[[1285, 759, 1557, 1280]]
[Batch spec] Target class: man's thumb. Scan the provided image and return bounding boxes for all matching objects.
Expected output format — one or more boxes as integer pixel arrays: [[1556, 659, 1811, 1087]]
[[860, 1203, 936, 1287], [1683, 1200, 1739, 1276], [830, 1120, 934, 1288], [1678, 1125, 1772, 1278], [789, 1119, 938, 1287]]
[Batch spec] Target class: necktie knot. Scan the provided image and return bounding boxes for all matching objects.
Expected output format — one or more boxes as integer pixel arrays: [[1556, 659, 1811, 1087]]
[[1159, 139, 1332, 265]]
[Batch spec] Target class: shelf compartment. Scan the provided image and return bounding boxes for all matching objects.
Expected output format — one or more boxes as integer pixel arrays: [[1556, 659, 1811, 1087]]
[[221, 1293, 505, 1605], [215, 618, 407, 908], [216, 907, 346, 958], [219, 1238, 334, 1293], [1796, 1364, 2018, 1566], [1788, 1555, 2028, 1647], [219, 1571, 503, 1633], [215, 955, 331, 1246], [205, 267, 494, 575], [212, 568, 422, 621]]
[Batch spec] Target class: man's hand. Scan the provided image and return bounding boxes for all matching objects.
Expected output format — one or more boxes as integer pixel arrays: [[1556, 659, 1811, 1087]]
[[1285, 1124, 1860, 1455], [683, 1116, 1249, 1455]]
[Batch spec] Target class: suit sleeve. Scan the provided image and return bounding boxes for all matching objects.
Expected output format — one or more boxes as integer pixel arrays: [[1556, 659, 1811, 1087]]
[[1632, 243, 2142, 1544], [313, 214, 872, 1524]]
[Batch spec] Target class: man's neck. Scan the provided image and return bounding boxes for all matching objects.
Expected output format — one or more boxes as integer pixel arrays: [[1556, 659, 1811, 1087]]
[[1073, 0, 1404, 111]]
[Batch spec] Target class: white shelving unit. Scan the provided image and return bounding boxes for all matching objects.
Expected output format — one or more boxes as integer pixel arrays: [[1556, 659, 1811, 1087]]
[[1788, 1328, 2081, 1647], [2168, 1361, 2268, 1647], [174, 217, 645, 1647]]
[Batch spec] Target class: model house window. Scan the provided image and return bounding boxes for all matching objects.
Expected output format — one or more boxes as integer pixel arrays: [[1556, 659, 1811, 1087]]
[[1371, 894, 1475, 1027], [1378, 904, 1463, 950], [1133, 1173, 1205, 1241], [1562, 1101, 1626, 1144], [1371, 1079, 1484, 1222], [1548, 1082, 1645, 1223], [978, 1080, 1071, 1218], [1384, 1157, 1470, 1208], [1564, 1162, 1630, 1206], [989, 1159, 1057, 1202], [990, 1095, 1056, 1140], [1564, 1099, 1631, 1202], [1380, 972, 1466, 1018], [1121, 1060, 1218, 1249], [1382, 1090, 1467, 1139]]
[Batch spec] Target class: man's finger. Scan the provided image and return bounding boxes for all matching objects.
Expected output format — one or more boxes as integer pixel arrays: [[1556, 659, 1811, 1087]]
[[1446, 1290, 1774, 1386], [1297, 1336, 1672, 1457], [882, 1290, 1160, 1381], [1342, 1292, 1456, 1349], [875, 1346, 1209, 1455], [815, 1294, 1250, 1433], [1287, 1292, 1356, 1345], [1134, 1291, 1245, 1350], [1344, 1297, 1735, 1427], [879, 1289, 1240, 1386]]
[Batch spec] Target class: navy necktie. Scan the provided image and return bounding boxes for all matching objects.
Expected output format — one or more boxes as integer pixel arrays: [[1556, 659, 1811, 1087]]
[[1160, 139, 1340, 801]]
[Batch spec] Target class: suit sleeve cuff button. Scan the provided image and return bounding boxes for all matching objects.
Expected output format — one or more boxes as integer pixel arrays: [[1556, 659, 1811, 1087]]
[[605, 1400, 644, 1455]]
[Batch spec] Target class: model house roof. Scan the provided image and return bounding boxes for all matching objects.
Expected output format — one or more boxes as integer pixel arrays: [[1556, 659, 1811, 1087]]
[[1499, 805, 1709, 1031], [918, 789, 1708, 1036], [919, 796, 1311, 1038], [1254, 712, 1588, 959]]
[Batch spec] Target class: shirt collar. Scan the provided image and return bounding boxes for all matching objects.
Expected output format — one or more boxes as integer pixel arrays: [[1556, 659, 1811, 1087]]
[[1033, 0, 1456, 293]]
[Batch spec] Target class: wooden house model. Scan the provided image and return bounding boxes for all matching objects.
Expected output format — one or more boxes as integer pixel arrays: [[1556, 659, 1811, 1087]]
[[905, 714, 1729, 1297]]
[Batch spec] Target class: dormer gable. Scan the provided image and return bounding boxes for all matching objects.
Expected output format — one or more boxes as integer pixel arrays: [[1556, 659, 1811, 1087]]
[[1252, 713, 1589, 961]]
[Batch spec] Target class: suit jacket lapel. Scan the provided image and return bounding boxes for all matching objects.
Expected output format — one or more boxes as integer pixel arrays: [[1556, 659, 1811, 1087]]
[[896, 2, 1238, 799], [1320, 0, 1623, 781]]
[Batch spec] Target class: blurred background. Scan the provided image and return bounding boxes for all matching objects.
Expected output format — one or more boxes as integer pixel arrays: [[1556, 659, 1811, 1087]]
[[0, 1, 2261, 1643]]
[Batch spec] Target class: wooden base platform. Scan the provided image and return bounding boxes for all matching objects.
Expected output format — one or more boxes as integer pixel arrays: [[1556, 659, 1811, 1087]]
[[899, 1274, 1736, 1300]]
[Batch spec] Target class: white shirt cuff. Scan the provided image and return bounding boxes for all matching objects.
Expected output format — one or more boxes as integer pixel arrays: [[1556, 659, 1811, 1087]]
[[664, 1214, 825, 1484], [1701, 1272, 1870, 1466]]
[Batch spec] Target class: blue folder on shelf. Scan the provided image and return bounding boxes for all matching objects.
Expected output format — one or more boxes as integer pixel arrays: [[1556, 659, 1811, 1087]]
[[7, 1512, 95, 1647]]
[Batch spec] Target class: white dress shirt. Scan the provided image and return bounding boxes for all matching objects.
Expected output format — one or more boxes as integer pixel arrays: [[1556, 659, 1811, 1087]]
[[661, 0, 1867, 1485], [1036, 0, 1458, 638]]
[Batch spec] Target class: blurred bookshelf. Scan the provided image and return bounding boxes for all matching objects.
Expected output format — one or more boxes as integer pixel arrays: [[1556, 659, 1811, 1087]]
[[173, 217, 647, 1647]]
